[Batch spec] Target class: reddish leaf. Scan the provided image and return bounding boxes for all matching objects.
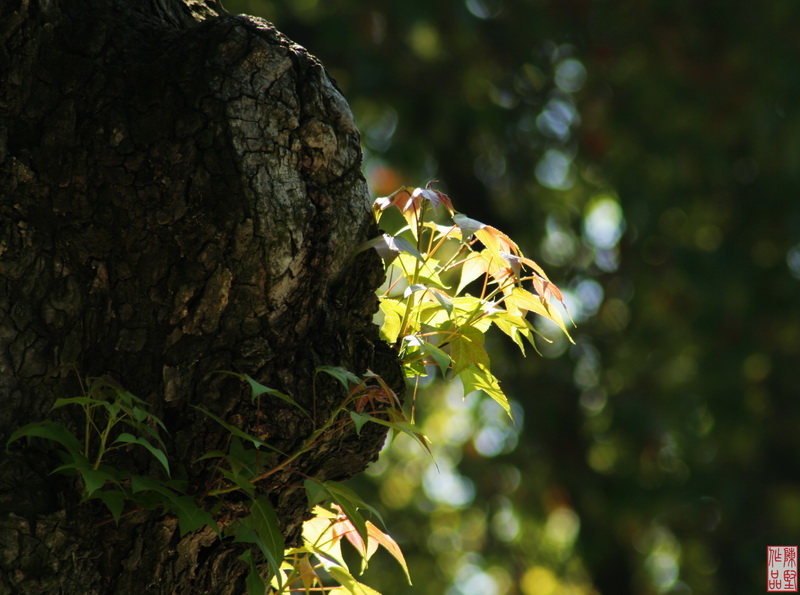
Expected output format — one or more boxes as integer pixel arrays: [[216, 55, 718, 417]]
[[532, 275, 563, 303], [518, 255, 549, 280], [364, 521, 412, 584], [531, 276, 574, 326], [373, 188, 413, 213], [423, 181, 455, 215], [333, 511, 369, 559], [373, 188, 417, 225], [328, 503, 411, 584]]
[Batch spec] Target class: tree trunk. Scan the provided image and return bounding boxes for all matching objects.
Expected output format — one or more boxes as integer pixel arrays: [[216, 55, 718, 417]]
[[0, 0, 400, 592]]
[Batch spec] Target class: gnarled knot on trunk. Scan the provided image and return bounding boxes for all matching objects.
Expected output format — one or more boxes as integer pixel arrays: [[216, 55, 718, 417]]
[[0, 1, 400, 592]]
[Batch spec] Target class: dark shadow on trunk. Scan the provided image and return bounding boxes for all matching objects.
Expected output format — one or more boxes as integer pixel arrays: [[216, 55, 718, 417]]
[[0, 0, 401, 592]]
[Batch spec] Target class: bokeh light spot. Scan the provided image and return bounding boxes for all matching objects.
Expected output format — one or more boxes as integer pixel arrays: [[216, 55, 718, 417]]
[[574, 279, 604, 320], [521, 566, 559, 595], [536, 149, 574, 190], [423, 458, 476, 508], [588, 441, 617, 474], [491, 503, 521, 542], [537, 97, 578, 141], [580, 388, 608, 415], [786, 242, 800, 279], [555, 58, 587, 93], [584, 196, 625, 250], [545, 507, 581, 549], [408, 21, 442, 60], [465, 0, 504, 19]]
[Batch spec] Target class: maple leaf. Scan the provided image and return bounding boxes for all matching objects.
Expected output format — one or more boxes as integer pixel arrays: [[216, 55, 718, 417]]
[[373, 182, 454, 226]]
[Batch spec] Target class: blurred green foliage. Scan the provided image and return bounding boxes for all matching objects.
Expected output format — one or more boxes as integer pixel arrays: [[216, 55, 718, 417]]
[[226, 0, 800, 593]]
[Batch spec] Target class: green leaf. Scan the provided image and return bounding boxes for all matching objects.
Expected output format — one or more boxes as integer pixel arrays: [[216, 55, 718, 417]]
[[350, 413, 433, 458], [250, 497, 285, 560], [97, 399, 122, 420], [387, 252, 447, 290], [114, 388, 147, 407], [448, 326, 490, 376], [316, 366, 363, 390], [193, 406, 287, 455], [130, 474, 165, 494], [53, 461, 119, 497], [459, 364, 512, 418], [228, 435, 260, 477], [349, 411, 371, 435], [130, 422, 167, 449], [130, 474, 181, 508], [91, 489, 127, 523], [6, 420, 83, 457], [448, 297, 493, 332], [219, 467, 257, 498], [453, 213, 486, 239], [402, 359, 427, 378], [130, 405, 149, 423], [51, 396, 96, 410], [234, 497, 285, 587], [402, 283, 428, 298], [204, 437, 259, 497], [132, 474, 218, 535], [195, 449, 229, 462], [238, 549, 268, 595], [113, 433, 170, 477], [428, 288, 454, 316], [380, 262, 411, 298], [242, 375, 311, 420], [171, 494, 219, 537], [304, 478, 329, 508]]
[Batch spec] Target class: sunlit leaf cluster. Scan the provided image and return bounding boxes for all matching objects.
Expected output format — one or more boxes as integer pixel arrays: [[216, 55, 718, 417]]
[[367, 183, 573, 418]]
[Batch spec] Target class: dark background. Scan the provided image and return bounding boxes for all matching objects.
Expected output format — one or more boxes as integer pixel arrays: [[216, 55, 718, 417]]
[[227, 1, 800, 593]]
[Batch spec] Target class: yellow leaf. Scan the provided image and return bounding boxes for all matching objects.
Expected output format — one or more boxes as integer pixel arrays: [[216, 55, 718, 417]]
[[459, 364, 511, 418], [492, 312, 530, 354], [448, 297, 493, 332], [365, 520, 412, 584], [455, 251, 490, 294], [507, 288, 574, 343], [302, 513, 346, 567], [474, 225, 519, 256], [297, 555, 321, 590], [448, 326, 489, 375], [328, 566, 383, 594], [378, 299, 405, 344]]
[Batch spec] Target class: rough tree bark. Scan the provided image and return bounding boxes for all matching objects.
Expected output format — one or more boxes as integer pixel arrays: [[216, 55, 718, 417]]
[[0, 0, 400, 592]]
